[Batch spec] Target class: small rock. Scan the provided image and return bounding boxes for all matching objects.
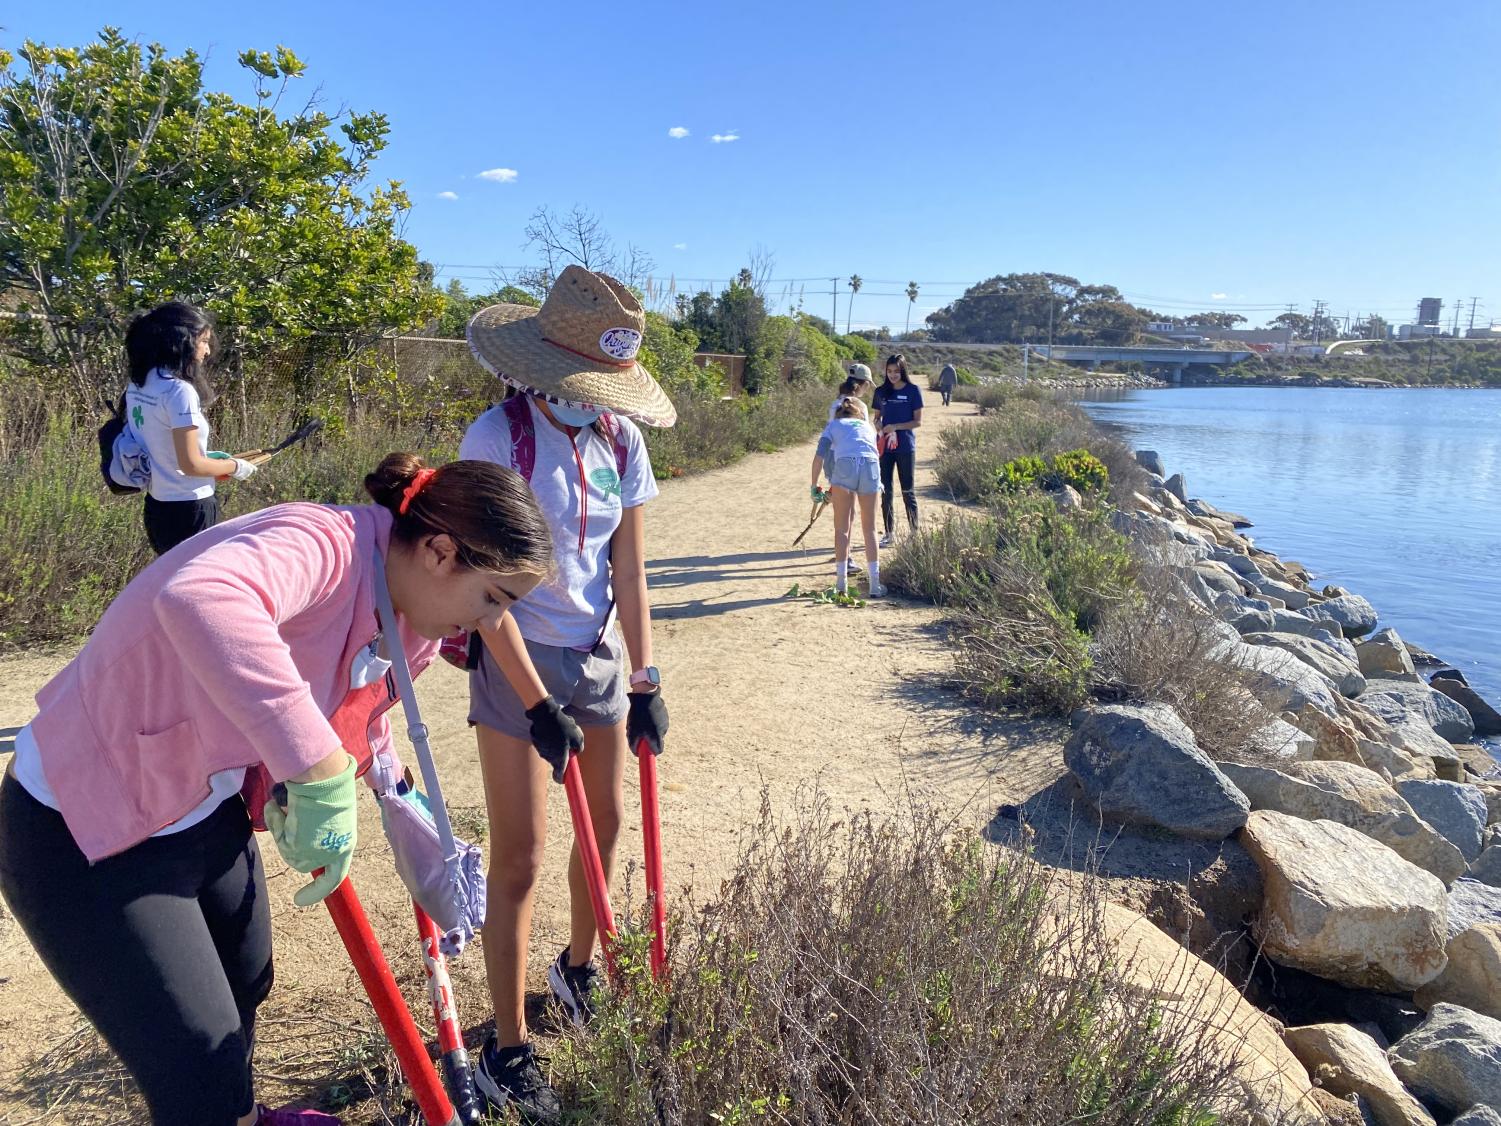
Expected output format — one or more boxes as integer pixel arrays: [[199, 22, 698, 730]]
[[1240, 810, 1449, 992], [1414, 924, 1501, 1020], [1396, 781, 1489, 862], [1364, 680, 1478, 745], [1387, 1003, 1501, 1115], [1164, 471, 1189, 502], [1452, 1106, 1501, 1125], [1282, 1022, 1436, 1126], [1243, 632, 1367, 698], [1358, 628, 1420, 680], [1195, 561, 1248, 597], [1473, 847, 1501, 888], [1052, 484, 1084, 511], [1449, 879, 1501, 937], [1244, 717, 1318, 764], [1453, 744, 1501, 779], [1135, 449, 1166, 477], [1305, 1087, 1366, 1124], [1430, 676, 1501, 739], [1065, 704, 1250, 840]]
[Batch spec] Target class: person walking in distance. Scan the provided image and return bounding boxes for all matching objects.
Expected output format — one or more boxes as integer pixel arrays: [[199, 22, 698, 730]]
[[810, 396, 885, 596], [121, 303, 258, 555], [937, 362, 958, 406], [459, 265, 675, 1124], [871, 353, 924, 547]]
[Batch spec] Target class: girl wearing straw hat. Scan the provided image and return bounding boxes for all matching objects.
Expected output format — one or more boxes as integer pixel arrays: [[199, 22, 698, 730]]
[[460, 265, 674, 1123]]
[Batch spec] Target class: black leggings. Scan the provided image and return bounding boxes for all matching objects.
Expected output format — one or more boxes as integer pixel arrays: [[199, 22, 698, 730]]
[[144, 493, 221, 556], [0, 774, 272, 1126], [880, 447, 918, 534]]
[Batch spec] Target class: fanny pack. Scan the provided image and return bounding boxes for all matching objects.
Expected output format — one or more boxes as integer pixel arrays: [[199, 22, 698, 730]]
[[372, 551, 486, 956]]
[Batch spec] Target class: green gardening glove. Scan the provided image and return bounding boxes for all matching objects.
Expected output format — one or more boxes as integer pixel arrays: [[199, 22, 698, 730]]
[[810, 485, 827, 503], [263, 754, 359, 907], [208, 450, 233, 459]]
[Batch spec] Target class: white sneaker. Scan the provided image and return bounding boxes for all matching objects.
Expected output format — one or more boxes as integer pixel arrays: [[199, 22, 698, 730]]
[[846, 559, 862, 575], [867, 581, 888, 598], [879, 533, 894, 549]]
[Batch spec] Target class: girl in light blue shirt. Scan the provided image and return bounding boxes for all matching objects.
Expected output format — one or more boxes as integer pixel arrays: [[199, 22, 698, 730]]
[[810, 397, 886, 596]]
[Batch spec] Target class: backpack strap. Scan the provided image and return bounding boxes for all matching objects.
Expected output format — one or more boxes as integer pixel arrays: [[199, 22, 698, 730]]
[[596, 411, 629, 477], [501, 394, 536, 482]]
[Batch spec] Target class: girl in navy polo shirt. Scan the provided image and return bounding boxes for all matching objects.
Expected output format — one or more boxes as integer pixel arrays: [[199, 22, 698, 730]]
[[870, 353, 924, 547]]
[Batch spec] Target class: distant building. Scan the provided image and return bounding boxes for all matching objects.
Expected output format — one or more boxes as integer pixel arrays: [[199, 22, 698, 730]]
[[1465, 325, 1501, 340], [1417, 298, 1443, 327], [1397, 324, 1444, 340]]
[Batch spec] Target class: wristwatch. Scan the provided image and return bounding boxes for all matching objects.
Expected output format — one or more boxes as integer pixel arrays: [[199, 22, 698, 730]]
[[629, 666, 661, 690]]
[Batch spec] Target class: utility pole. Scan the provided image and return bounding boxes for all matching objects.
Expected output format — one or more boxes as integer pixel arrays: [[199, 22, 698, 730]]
[[1046, 298, 1055, 358], [1311, 299, 1326, 343], [1453, 298, 1463, 338], [830, 279, 838, 333], [1468, 297, 1480, 335]]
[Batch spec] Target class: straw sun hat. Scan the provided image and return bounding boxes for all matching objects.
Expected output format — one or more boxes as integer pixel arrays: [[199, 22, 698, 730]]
[[466, 265, 677, 428]]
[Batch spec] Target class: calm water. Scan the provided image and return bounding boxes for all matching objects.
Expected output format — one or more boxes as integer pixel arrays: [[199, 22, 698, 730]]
[[1079, 387, 1501, 752]]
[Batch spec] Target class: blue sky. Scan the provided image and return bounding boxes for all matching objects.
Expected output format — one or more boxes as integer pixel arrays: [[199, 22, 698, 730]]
[[6, 0, 1500, 332]]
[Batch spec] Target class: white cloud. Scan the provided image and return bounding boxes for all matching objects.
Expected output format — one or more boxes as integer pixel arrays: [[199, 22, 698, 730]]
[[668, 126, 689, 139], [673, 243, 688, 250], [1210, 292, 1228, 300], [437, 191, 459, 201], [477, 168, 519, 183], [709, 131, 740, 144]]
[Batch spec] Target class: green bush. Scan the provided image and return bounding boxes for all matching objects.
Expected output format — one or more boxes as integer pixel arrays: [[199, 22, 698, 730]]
[[558, 793, 1235, 1124], [1049, 448, 1110, 494], [836, 333, 877, 365], [996, 454, 1049, 493]]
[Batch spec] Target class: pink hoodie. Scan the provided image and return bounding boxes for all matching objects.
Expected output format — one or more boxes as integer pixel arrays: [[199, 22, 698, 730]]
[[30, 502, 437, 862]]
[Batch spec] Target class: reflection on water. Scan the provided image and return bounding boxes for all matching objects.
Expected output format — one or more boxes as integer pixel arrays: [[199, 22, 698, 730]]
[[1078, 387, 1501, 755]]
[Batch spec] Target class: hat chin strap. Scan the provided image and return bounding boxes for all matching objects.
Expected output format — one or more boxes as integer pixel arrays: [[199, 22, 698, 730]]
[[541, 336, 634, 368]]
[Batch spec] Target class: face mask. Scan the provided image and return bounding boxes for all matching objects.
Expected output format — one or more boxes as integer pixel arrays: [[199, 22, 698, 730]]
[[548, 401, 605, 427]]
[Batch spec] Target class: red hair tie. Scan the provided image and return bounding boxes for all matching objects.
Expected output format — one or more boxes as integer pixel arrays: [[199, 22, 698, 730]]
[[398, 467, 437, 515]]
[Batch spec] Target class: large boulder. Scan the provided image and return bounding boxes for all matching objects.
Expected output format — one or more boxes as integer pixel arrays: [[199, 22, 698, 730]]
[[1094, 900, 1322, 1125], [1222, 761, 1467, 885], [1281, 1022, 1436, 1126], [1453, 1106, 1501, 1125], [1244, 717, 1318, 764], [1415, 924, 1501, 1020], [1431, 673, 1501, 739], [1195, 560, 1250, 597], [1364, 679, 1478, 744], [1358, 628, 1420, 680], [1249, 574, 1312, 610], [1163, 471, 1189, 503], [1388, 1003, 1501, 1115], [1135, 449, 1166, 477], [1306, 594, 1381, 639], [1065, 704, 1249, 840], [1271, 607, 1348, 640], [1396, 780, 1489, 862], [1239, 811, 1449, 991], [1243, 632, 1367, 698], [1229, 640, 1343, 719]]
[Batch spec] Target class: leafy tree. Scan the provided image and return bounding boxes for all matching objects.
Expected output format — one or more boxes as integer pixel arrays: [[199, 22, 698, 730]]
[[1184, 312, 1246, 329], [925, 273, 1146, 345], [1267, 312, 1312, 337], [431, 279, 537, 338], [0, 29, 439, 399], [846, 274, 862, 334]]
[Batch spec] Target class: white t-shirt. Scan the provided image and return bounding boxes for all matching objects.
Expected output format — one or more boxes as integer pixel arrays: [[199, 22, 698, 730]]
[[125, 367, 215, 501], [459, 399, 658, 648], [817, 417, 880, 462]]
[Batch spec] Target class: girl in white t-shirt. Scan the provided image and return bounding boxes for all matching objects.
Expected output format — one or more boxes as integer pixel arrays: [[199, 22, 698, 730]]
[[459, 266, 678, 1122], [123, 303, 256, 554]]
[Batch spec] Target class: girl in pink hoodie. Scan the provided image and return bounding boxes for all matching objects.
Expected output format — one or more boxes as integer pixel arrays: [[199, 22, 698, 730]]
[[0, 453, 552, 1126]]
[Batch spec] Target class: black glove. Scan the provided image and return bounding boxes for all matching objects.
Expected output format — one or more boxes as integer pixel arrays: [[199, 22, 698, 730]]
[[525, 697, 584, 783], [627, 691, 669, 757]]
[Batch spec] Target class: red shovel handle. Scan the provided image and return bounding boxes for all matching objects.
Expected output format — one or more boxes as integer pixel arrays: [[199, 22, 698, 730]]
[[637, 738, 668, 981], [562, 754, 620, 980], [322, 878, 459, 1126]]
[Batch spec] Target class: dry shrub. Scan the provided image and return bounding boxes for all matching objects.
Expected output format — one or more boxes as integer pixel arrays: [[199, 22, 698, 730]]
[[561, 793, 1241, 1125], [1094, 565, 1276, 762]]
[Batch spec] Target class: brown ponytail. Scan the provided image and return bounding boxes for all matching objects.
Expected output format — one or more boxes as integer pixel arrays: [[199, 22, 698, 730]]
[[365, 453, 553, 577]]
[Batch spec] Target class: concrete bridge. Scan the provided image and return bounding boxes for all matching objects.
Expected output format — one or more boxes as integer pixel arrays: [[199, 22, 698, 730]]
[[1035, 344, 1254, 382]]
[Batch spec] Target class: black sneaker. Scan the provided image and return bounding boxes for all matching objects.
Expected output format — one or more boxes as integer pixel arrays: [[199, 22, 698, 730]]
[[547, 945, 601, 1026], [474, 1038, 561, 1125]]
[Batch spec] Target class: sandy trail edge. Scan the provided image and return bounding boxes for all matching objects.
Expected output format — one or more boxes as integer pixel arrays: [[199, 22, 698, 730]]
[[0, 401, 1063, 1123]]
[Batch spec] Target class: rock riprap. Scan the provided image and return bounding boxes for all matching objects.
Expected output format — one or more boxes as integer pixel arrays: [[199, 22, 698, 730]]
[[1388, 1003, 1501, 1115], [1281, 1022, 1436, 1126], [1065, 703, 1250, 840], [1239, 811, 1449, 991], [1396, 780, 1489, 862], [1414, 924, 1501, 1021]]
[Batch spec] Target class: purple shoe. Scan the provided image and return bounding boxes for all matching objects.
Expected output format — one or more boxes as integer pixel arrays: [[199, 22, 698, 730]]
[[257, 1106, 341, 1126]]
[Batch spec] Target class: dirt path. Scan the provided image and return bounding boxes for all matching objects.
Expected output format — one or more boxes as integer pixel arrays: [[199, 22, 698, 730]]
[[0, 401, 1064, 1123]]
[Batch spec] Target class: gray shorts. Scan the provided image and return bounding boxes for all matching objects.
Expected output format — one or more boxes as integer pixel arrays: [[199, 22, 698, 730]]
[[468, 630, 628, 738], [829, 456, 882, 496]]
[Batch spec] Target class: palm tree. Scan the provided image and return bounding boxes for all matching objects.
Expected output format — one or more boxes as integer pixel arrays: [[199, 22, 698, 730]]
[[846, 274, 862, 334], [904, 281, 919, 335]]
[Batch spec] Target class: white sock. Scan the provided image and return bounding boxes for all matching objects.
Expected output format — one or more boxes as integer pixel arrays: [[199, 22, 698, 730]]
[[835, 560, 848, 591], [867, 561, 880, 585]]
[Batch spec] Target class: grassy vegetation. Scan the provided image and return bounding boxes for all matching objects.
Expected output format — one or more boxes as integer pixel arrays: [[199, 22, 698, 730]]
[[887, 390, 1275, 753], [1219, 339, 1501, 387], [555, 792, 1236, 1125]]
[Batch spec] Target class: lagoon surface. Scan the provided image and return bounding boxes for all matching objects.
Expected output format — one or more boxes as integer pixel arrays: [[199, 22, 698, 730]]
[[1078, 386, 1501, 751]]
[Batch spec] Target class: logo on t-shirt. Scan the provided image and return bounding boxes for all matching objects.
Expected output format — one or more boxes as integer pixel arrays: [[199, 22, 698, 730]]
[[590, 465, 622, 501], [131, 404, 144, 429]]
